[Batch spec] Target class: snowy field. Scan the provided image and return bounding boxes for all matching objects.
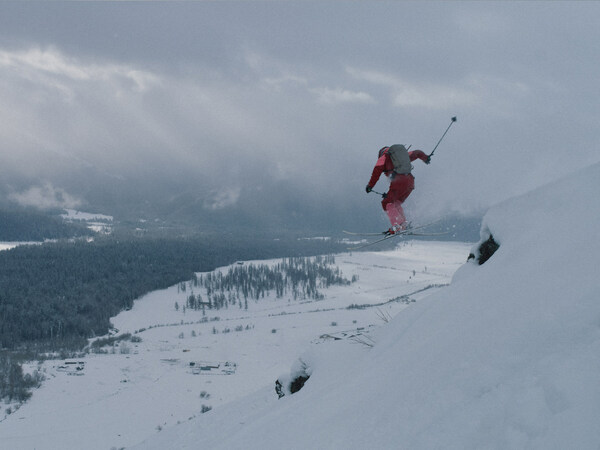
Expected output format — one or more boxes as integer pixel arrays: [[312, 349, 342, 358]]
[[61, 209, 113, 234], [0, 240, 470, 450], [60, 209, 113, 223]]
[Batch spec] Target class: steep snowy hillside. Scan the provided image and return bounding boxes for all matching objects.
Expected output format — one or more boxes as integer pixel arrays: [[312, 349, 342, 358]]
[[136, 162, 600, 450]]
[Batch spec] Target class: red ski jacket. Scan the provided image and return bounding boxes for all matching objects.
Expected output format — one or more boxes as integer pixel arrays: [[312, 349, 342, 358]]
[[367, 149, 429, 189]]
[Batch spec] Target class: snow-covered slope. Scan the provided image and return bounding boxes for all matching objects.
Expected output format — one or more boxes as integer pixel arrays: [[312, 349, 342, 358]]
[[136, 162, 600, 450], [0, 241, 470, 450]]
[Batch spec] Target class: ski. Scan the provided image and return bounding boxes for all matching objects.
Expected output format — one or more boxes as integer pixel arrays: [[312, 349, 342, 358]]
[[346, 234, 397, 250], [402, 231, 449, 236], [342, 230, 386, 237], [344, 223, 448, 250], [343, 221, 438, 237], [346, 232, 447, 251]]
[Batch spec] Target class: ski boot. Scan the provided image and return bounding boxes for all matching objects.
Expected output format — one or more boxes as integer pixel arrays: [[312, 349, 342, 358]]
[[384, 222, 411, 236]]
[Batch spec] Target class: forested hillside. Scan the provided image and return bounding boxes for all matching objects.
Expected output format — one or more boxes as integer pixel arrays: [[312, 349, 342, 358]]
[[0, 236, 343, 350], [0, 208, 93, 241]]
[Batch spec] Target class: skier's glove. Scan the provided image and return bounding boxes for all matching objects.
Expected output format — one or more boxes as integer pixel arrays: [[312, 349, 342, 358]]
[[365, 185, 372, 193], [425, 156, 431, 165]]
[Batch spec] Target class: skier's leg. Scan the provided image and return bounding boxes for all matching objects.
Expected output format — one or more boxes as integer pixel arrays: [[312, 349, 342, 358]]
[[385, 201, 407, 229], [384, 175, 415, 231], [392, 174, 415, 203], [382, 190, 406, 230]]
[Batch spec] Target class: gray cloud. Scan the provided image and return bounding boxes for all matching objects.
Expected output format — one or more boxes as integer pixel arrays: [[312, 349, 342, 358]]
[[1, 2, 599, 231], [8, 183, 82, 210]]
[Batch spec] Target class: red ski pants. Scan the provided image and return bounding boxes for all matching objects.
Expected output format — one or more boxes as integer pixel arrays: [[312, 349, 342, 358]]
[[382, 174, 414, 228]]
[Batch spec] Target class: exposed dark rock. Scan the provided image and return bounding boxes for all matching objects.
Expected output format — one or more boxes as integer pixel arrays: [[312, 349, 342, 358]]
[[275, 358, 311, 398], [275, 380, 285, 398], [468, 234, 500, 265], [290, 374, 310, 394]]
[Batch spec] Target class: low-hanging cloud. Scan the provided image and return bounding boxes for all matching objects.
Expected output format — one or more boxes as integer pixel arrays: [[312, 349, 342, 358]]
[[8, 183, 82, 210], [203, 187, 241, 211], [0, 44, 368, 220], [1, 1, 599, 232]]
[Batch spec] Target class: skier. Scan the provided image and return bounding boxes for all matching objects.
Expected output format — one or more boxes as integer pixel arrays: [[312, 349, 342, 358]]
[[365, 144, 430, 235]]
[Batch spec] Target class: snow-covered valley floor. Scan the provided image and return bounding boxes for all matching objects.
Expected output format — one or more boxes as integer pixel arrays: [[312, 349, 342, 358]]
[[0, 240, 471, 450]]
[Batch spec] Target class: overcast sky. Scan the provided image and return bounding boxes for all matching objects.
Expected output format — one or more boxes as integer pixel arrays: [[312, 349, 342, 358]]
[[1, 1, 599, 229]]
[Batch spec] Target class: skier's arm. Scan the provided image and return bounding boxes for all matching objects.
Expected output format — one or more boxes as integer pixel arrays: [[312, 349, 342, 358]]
[[409, 150, 430, 164], [367, 154, 388, 189]]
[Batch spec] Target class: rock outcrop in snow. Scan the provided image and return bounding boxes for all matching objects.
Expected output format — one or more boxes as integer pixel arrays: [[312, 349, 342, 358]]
[[275, 358, 311, 398], [468, 233, 499, 265]]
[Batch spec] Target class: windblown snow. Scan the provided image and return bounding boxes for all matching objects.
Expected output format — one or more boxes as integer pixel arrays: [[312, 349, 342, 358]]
[[135, 162, 600, 450]]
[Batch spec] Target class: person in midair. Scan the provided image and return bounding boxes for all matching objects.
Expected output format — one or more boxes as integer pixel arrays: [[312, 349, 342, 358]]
[[365, 144, 430, 235]]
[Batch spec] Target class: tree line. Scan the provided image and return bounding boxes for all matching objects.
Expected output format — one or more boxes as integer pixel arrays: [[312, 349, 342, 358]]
[[184, 255, 355, 312], [0, 235, 344, 350], [0, 208, 93, 241]]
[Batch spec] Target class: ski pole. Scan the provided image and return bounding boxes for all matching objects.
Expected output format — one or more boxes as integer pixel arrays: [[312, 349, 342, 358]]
[[429, 116, 457, 158], [370, 190, 387, 198]]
